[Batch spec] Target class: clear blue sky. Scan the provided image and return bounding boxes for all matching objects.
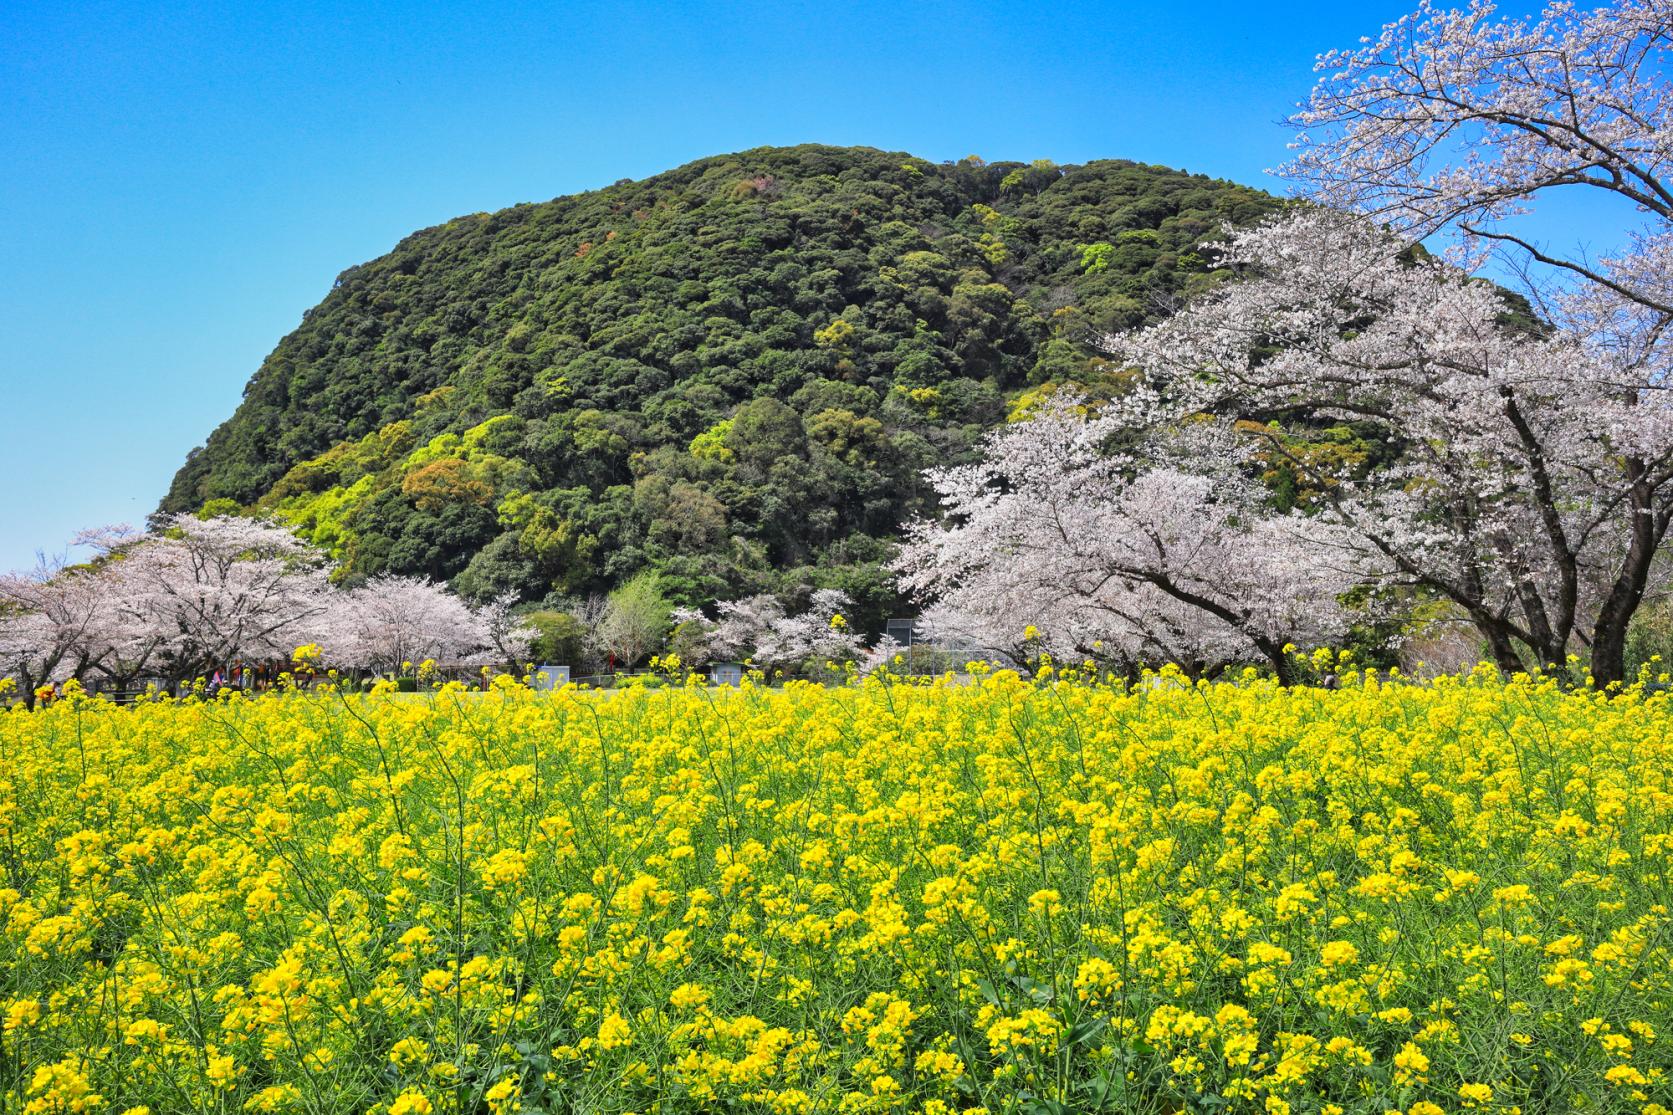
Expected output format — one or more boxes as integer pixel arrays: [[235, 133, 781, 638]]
[[1, 0, 1565, 572]]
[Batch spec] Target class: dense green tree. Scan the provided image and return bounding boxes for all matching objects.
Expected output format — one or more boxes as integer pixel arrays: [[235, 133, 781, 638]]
[[723, 396, 805, 471], [522, 609, 591, 668], [596, 573, 672, 668]]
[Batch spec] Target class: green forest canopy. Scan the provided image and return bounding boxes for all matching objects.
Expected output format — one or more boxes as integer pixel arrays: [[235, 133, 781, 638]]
[[162, 144, 1281, 631]]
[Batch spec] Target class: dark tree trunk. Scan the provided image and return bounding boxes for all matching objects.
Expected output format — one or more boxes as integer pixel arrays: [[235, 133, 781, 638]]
[[1592, 546, 1654, 689], [1590, 468, 1667, 689], [1255, 637, 1295, 687], [1513, 580, 1565, 673], [1483, 623, 1525, 677]]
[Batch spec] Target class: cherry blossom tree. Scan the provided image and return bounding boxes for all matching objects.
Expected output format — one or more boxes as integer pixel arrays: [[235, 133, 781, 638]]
[[910, 602, 1033, 670], [316, 574, 493, 676], [476, 592, 537, 670], [53, 526, 177, 692], [96, 515, 333, 682], [772, 589, 866, 668], [2, 517, 535, 694], [1, 517, 332, 695], [856, 634, 911, 677], [0, 559, 112, 704], [894, 399, 1361, 684], [1281, 0, 1673, 684], [1109, 209, 1673, 683], [676, 588, 867, 673]]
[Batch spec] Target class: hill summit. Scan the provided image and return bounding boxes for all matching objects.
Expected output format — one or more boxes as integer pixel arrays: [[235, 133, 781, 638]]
[[162, 144, 1279, 625]]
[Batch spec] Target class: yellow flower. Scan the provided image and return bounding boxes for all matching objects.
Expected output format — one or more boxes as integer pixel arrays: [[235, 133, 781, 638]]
[[1605, 1064, 1649, 1086], [205, 1054, 241, 1090], [1074, 957, 1122, 1003], [388, 1090, 434, 1115], [1319, 940, 1359, 967], [389, 1037, 430, 1067], [1027, 888, 1063, 918], [1394, 1041, 1430, 1081], [596, 1011, 632, 1050], [24, 1057, 102, 1114], [476, 848, 530, 890], [4, 998, 42, 1032], [484, 1076, 520, 1110], [1459, 1081, 1494, 1105], [986, 1009, 1063, 1056], [3, 658, 1672, 1109], [915, 1049, 964, 1082]]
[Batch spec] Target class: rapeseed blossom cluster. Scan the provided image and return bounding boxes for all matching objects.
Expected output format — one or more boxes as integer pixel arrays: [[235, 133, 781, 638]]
[[1, 665, 1671, 1112]]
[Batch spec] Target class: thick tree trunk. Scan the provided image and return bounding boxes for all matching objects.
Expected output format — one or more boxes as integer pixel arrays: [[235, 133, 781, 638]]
[[1591, 616, 1632, 689], [1592, 544, 1654, 689], [1255, 638, 1295, 687], [1483, 624, 1525, 677], [1513, 581, 1566, 673], [1590, 468, 1666, 689]]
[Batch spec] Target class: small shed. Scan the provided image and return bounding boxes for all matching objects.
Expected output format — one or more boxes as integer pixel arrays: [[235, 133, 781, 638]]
[[531, 665, 571, 690]]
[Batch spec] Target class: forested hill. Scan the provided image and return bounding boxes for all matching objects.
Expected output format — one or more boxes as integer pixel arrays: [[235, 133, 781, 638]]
[[161, 144, 1280, 626]]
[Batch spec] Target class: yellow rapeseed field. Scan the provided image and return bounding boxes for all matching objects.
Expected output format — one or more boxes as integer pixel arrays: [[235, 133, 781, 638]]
[[2, 665, 1671, 1114]]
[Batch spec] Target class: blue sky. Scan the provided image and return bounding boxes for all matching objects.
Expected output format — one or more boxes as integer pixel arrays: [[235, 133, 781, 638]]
[[0, 0, 1573, 571]]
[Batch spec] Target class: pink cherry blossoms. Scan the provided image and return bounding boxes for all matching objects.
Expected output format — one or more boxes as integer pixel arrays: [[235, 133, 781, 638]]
[[894, 397, 1360, 683], [1107, 208, 1673, 681]]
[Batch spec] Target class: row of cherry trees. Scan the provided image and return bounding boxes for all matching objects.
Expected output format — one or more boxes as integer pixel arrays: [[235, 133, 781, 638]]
[[0, 514, 887, 702], [0, 515, 532, 702], [899, 0, 1673, 686]]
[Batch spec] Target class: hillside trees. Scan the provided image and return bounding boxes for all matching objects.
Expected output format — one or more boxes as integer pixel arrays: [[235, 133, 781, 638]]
[[157, 146, 1282, 617]]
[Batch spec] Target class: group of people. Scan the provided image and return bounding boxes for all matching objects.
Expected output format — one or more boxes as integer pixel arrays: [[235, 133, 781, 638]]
[[20, 660, 305, 708], [205, 661, 297, 695]]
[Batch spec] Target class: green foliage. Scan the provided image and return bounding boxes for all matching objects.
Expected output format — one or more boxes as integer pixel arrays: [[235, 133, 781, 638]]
[[160, 144, 1280, 632], [598, 572, 673, 667], [1080, 241, 1114, 275], [812, 318, 855, 350], [522, 609, 590, 666], [1626, 600, 1673, 682], [688, 419, 735, 462]]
